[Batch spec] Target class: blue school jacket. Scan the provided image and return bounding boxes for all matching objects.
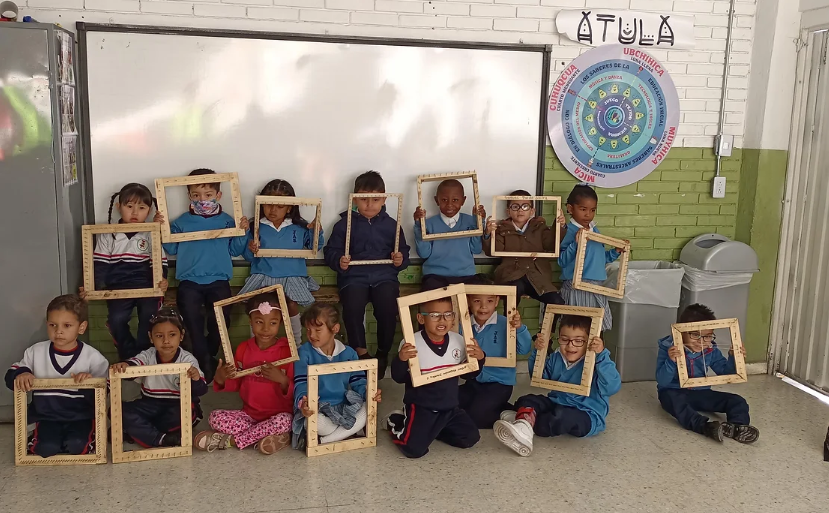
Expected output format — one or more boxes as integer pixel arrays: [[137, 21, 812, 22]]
[[655, 335, 736, 391], [293, 342, 367, 409], [466, 315, 532, 386], [414, 213, 481, 277], [558, 221, 620, 281], [243, 220, 324, 278]]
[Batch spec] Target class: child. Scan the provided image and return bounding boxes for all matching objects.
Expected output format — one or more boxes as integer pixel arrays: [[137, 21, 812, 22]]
[[494, 315, 621, 457], [413, 179, 486, 291], [388, 297, 486, 458], [82, 182, 168, 361], [242, 179, 324, 340], [195, 292, 295, 455], [656, 303, 759, 443], [459, 280, 532, 428], [292, 304, 381, 448], [111, 307, 207, 448], [156, 168, 249, 383], [323, 171, 409, 377], [5, 295, 109, 457], [484, 189, 565, 307], [558, 184, 626, 331]]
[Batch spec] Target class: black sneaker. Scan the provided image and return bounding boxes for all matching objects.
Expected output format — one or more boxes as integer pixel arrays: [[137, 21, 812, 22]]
[[161, 432, 182, 447], [703, 420, 724, 442], [358, 352, 374, 360], [376, 352, 388, 380], [824, 427, 829, 462], [722, 423, 760, 444]]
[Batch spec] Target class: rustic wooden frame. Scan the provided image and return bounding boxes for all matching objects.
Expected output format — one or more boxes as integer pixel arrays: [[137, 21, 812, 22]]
[[213, 284, 299, 378], [14, 378, 107, 466], [416, 171, 483, 241], [463, 285, 517, 368], [573, 229, 631, 299], [490, 195, 562, 258], [530, 304, 604, 397], [155, 172, 245, 243], [397, 284, 479, 387], [344, 193, 404, 265], [306, 359, 378, 457], [253, 196, 322, 258], [671, 318, 748, 388], [81, 223, 164, 300], [110, 363, 193, 463]]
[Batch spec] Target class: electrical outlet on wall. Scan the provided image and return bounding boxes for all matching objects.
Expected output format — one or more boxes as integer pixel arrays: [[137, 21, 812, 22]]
[[713, 177, 727, 198]]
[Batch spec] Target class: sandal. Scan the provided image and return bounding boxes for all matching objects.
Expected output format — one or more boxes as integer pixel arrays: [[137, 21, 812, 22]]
[[258, 433, 290, 455], [194, 430, 233, 452]]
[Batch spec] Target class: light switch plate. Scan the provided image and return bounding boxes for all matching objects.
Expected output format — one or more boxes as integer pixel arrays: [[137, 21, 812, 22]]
[[716, 135, 734, 157]]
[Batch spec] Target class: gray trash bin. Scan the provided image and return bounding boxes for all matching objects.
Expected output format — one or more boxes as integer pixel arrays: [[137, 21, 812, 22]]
[[603, 261, 684, 382], [677, 234, 758, 349]]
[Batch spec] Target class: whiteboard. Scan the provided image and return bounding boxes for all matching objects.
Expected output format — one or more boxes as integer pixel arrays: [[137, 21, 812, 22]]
[[82, 27, 546, 257]]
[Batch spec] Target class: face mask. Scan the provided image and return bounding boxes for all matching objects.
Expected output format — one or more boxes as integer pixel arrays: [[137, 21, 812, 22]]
[[191, 199, 220, 216]]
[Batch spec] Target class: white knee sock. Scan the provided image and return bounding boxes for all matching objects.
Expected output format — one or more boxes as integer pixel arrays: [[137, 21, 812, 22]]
[[290, 314, 302, 343], [316, 413, 338, 437], [319, 404, 367, 444]]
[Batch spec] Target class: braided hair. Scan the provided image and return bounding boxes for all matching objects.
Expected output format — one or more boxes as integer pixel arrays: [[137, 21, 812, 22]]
[[107, 183, 157, 223], [259, 179, 308, 226]]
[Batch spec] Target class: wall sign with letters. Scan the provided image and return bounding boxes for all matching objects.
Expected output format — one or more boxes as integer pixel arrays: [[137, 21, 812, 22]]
[[556, 10, 695, 50]]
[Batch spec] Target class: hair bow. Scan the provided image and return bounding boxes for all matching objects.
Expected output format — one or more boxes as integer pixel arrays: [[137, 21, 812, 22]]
[[249, 302, 280, 315]]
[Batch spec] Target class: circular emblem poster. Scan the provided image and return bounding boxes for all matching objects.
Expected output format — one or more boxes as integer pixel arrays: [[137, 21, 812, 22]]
[[548, 45, 680, 188]]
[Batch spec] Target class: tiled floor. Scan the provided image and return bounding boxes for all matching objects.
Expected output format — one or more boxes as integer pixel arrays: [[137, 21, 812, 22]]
[[1, 374, 828, 513]]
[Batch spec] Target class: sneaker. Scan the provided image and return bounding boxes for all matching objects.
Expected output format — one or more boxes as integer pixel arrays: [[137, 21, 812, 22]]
[[376, 352, 388, 380], [500, 410, 516, 423], [161, 432, 182, 447], [194, 430, 233, 452], [824, 427, 829, 462], [722, 423, 760, 444], [358, 352, 374, 360], [493, 419, 533, 457], [257, 433, 290, 455], [703, 421, 724, 442], [385, 410, 404, 431]]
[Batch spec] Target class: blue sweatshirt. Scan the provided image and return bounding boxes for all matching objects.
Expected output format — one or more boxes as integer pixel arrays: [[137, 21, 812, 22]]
[[162, 210, 248, 284], [558, 220, 620, 281], [655, 335, 736, 391], [243, 220, 324, 278], [293, 341, 367, 409], [467, 314, 532, 386], [414, 213, 481, 277], [528, 347, 621, 436], [323, 207, 410, 289]]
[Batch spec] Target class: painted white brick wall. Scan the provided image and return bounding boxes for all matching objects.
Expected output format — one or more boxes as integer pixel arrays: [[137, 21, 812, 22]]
[[18, 0, 757, 147]]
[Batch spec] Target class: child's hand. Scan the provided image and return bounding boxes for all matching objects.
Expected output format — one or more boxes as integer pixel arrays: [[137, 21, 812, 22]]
[[509, 310, 522, 329], [616, 240, 630, 253], [248, 238, 260, 254], [307, 216, 319, 231], [239, 216, 250, 231], [260, 363, 289, 385], [475, 205, 486, 219], [729, 345, 747, 357], [413, 207, 426, 221], [466, 339, 485, 361], [588, 336, 604, 354], [398, 343, 417, 362], [391, 252, 404, 267], [373, 389, 382, 403], [556, 209, 566, 227], [153, 212, 165, 224], [72, 372, 93, 384], [298, 396, 314, 418], [213, 359, 235, 386], [77, 286, 88, 301], [668, 346, 683, 362], [187, 366, 201, 381], [339, 256, 351, 270], [14, 372, 35, 392], [534, 336, 548, 351], [158, 279, 168, 293], [110, 362, 129, 374], [485, 216, 497, 236]]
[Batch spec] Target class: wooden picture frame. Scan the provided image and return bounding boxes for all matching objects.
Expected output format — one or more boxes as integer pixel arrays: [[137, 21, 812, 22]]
[[416, 171, 483, 241], [463, 284, 517, 368], [155, 172, 245, 243], [213, 283, 299, 378], [573, 230, 631, 299], [110, 363, 193, 463], [345, 193, 404, 265], [306, 359, 378, 457], [397, 284, 479, 387], [489, 195, 562, 258], [14, 378, 107, 466], [530, 304, 604, 397], [81, 223, 164, 300], [671, 318, 748, 388], [254, 196, 322, 258]]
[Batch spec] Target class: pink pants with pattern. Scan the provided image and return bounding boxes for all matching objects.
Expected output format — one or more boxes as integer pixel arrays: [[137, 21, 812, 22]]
[[209, 409, 292, 450]]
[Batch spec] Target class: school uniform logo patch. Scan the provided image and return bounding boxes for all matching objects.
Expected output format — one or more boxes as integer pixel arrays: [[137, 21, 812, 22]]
[[452, 348, 462, 361], [137, 238, 149, 251]]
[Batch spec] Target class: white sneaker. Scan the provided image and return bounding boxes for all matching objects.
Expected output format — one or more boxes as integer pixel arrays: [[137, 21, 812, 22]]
[[493, 419, 533, 457], [500, 410, 516, 423]]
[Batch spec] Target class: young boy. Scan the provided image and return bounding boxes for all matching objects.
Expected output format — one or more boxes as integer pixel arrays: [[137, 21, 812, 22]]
[[388, 297, 486, 458], [656, 303, 759, 443], [459, 280, 532, 428], [323, 171, 409, 378], [157, 168, 249, 383], [5, 295, 109, 458], [494, 315, 621, 456], [413, 179, 486, 291]]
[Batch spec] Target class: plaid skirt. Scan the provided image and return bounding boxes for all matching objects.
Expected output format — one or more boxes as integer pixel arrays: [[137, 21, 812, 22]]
[[560, 279, 612, 331], [239, 274, 319, 306]]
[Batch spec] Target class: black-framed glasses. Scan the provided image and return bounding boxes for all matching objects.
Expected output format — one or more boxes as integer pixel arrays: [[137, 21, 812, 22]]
[[688, 332, 716, 343], [420, 312, 456, 321], [508, 203, 533, 212], [559, 336, 587, 348]]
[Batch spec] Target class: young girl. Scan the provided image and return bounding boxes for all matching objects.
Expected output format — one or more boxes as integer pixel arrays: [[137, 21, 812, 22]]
[[82, 183, 168, 361], [292, 304, 381, 449], [558, 184, 627, 331], [242, 179, 324, 341], [194, 292, 295, 455], [111, 307, 207, 448]]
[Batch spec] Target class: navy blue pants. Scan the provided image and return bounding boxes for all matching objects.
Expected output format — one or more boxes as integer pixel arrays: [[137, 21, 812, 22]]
[[122, 397, 201, 447], [507, 276, 564, 309], [340, 281, 399, 354], [389, 404, 480, 459], [658, 388, 750, 434], [458, 379, 514, 429], [514, 394, 592, 438], [107, 297, 162, 361], [176, 279, 231, 372], [30, 419, 96, 457], [420, 274, 480, 292]]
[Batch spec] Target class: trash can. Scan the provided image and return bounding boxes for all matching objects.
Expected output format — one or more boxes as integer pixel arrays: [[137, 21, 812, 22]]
[[603, 261, 685, 382], [677, 234, 758, 349]]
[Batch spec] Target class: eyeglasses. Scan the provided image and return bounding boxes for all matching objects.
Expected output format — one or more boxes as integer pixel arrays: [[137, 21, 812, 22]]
[[688, 332, 716, 343], [420, 312, 456, 321], [508, 203, 533, 212], [559, 336, 587, 347]]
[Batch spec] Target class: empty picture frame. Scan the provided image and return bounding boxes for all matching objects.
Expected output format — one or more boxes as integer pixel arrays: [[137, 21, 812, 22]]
[[573, 230, 631, 299], [306, 359, 378, 457], [110, 363, 193, 463], [671, 318, 748, 388], [254, 195, 322, 258], [530, 304, 604, 397], [213, 284, 299, 378], [344, 193, 403, 266], [81, 223, 164, 300], [416, 171, 483, 241], [155, 172, 245, 243], [14, 378, 107, 466], [489, 195, 562, 258], [463, 284, 517, 368], [397, 284, 479, 387]]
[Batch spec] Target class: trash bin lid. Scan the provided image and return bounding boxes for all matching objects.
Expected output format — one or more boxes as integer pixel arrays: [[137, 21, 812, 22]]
[[679, 234, 759, 272]]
